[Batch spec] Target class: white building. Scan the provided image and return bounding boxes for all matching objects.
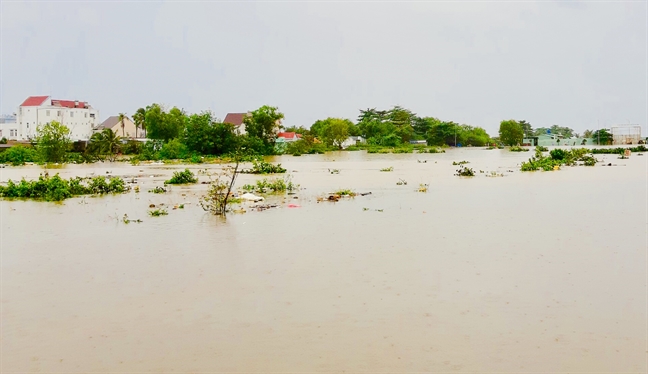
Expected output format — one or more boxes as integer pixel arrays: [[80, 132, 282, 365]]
[[0, 115, 19, 140], [17, 96, 99, 141]]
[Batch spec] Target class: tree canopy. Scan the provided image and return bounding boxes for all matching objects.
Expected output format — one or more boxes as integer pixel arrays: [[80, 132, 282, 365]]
[[499, 120, 524, 146], [35, 121, 72, 162]]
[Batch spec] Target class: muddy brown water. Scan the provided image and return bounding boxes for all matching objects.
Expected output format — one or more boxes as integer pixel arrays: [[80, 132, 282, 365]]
[[1, 148, 646, 372]]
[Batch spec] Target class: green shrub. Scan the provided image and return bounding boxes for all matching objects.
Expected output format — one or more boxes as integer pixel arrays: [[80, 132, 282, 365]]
[[0, 146, 39, 165], [509, 146, 529, 152], [165, 169, 198, 184], [536, 146, 548, 152], [455, 166, 475, 177], [549, 149, 566, 160], [0, 173, 126, 201], [158, 139, 188, 160], [241, 160, 287, 174]]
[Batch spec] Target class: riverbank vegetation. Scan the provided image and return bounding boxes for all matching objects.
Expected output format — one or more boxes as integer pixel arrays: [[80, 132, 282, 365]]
[[520, 148, 597, 171]]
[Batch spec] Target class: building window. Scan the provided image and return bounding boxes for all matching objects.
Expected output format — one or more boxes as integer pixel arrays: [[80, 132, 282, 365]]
[[70, 112, 74, 118], [46, 110, 50, 116], [57, 111, 61, 116], [85, 113, 87, 118], [90, 113, 95, 118], [19, 108, 22, 115]]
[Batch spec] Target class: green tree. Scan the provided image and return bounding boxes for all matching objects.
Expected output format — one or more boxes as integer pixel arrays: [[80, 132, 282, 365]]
[[118, 113, 128, 137], [591, 129, 613, 145], [499, 120, 524, 146], [519, 120, 534, 138], [35, 121, 72, 162], [133, 107, 146, 138], [427, 121, 461, 146], [583, 129, 594, 138], [145, 104, 186, 142], [283, 126, 311, 136], [183, 112, 237, 155], [413, 117, 440, 138], [88, 129, 121, 161], [243, 105, 284, 153], [322, 118, 352, 149]]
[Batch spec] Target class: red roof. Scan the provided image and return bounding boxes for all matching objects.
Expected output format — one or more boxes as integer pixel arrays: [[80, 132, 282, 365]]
[[20, 96, 49, 106], [223, 113, 247, 126], [52, 99, 87, 109], [277, 132, 302, 139]]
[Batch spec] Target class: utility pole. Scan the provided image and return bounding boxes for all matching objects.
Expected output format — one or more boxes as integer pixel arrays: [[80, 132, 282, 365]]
[[597, 119, 600, 145], [454, 126, 457, 147]]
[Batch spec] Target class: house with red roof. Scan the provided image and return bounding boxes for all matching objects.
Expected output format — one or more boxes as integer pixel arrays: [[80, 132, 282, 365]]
[[276, 132, 303, 143], [16, 96, 99, 141], [223, 112, 250, 135]]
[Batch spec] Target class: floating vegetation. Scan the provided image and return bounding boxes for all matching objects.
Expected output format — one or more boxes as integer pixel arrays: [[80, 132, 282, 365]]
[[0, 173, 126, 201], [396, 179, 408, 186], [521, 148, 597, 171], [509, 146, 529, 152], [149, 186, 167, 194], [148, 208, 168, 217], [242, 176, 298, 194], [536, 146, 549, 152], [452, 161, 470, 165], [590, 145, 647, 154], [165, 169, 198, 184], [334, 189, 356, 197], [380, 166, 394, 172], [455, 166, 475, 177], [329, 169, 340, 174], [241, 160, 287, 174], [417, 183, 429, 192], [122, 214, 143, 224], [424, 147, 445, 153]]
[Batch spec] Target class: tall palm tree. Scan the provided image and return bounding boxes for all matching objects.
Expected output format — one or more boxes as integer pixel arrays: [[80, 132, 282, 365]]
[[118, 113, 128, 138], [132, 108, 146, 138], [89, 129, 121, 162]]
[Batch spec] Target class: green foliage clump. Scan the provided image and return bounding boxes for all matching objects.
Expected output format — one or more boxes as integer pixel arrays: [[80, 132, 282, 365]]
[[455, 166, 475, 177], [423, 147, 445, 153], [242, 177, 297, 193], [0, 173, 126, 201], [241, 160, 287, 174], [452, 161, 469, 165], [165, 169, 198, 184], [158, 138, 188, 160], [536, 146, 549, 152], [148, 208, 168, 217], [591, 145, 647, 154], [380, 166, 394, 172], [521, 148, 597, 171], [0, 146, 39, 165], [149, 186, 167, 194], [334, 189, 356, 196], [509, 146, 529, 152], [499, 120, 524, 146], [35, 121, 72, 163]]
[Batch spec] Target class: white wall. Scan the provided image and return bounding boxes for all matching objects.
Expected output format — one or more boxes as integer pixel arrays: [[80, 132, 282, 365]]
[[17, 101, 99, 141], [0, 121, 19, 140]]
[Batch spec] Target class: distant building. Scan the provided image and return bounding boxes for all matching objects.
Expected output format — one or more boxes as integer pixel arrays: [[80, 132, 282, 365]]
[[341, 136, 366, 149], [16, 96, 99, 141], [0, 115, 18, 140], [611, 125, 642, 145], [95, 116, 140, 138], [276, 132, 302, 143], [223, 112, 250, 135]]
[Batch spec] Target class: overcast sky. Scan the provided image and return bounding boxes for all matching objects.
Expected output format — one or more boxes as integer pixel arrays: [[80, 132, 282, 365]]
[[1, 1, 646, 135]]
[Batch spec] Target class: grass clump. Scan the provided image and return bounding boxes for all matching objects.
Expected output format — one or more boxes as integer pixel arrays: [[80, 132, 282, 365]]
[[149, 186, 167, 194], [380, 166, 394, 172], [0, 173, 126, 201], [452, 161, 470, 165], [335, 189, 356, 196], [165, 169, 198, 184], [509, 146, 529, 152], [536, 145, 549, 152], [423, 147, 445, 153], [241, 160, 287, 174]]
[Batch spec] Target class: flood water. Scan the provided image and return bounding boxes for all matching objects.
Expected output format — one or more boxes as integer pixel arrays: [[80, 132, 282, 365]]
[[1, 148, 646, 372]]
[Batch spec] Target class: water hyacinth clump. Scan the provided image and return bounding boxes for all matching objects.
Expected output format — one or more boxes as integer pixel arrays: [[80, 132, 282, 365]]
[[241, 160, 287, 174]]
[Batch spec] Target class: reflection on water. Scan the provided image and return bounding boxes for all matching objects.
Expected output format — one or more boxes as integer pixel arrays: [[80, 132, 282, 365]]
[[1, 148, 646, 372]]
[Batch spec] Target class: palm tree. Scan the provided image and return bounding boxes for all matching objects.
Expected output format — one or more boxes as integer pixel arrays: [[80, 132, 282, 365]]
[[89, 129, 121, 161], [118, 113, 128, 138], [132, 108, 146, 138]]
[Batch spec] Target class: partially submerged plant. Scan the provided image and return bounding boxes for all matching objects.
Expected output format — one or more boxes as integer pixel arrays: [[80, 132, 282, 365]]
[[452, 160, 470, 165], [380, 166, 394, 172], [200, 162, 241, 215], [334, 189, 356, 197], [509, 146, 529, 152], [329, 169, 340, 174], [417, 183, 429, 192], [396, 179, 408, 186], [148, 208, 168, 216], [165, 169, 198, 184], [455, 166, 475, 177], [149, 186, 167, 194], [241, 160, 286, 174], [0, 172, 127, 201]]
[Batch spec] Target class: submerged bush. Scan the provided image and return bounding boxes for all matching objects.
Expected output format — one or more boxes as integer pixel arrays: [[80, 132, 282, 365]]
[[241, 160, 287, 174], [0, 146, 39, 166], [521, 148, 597, 171], [509, 146, 529, 152], [536, 146, 549, 152], [591, 145, 647, 154], [165, 169, 198, 184], [455, 166, 475, 177], [0, 173, 126, 201], [241, 176, 298, 193]]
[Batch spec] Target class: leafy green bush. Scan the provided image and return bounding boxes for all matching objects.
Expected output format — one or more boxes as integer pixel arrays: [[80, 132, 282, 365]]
[[591, 145, 647, 154], [452, 161, 469, 165], [0, 173, 126, 201], [165, 169, 198, 184], [158, 139, 188, 160], [509, 146, 529, 152], [0, 146, 39, 165], [242, 177, 297, 193], [549, 149, 566, 160], [121, 140, 143, 155], [241, 160, 287, 174], [455, 166, 475, 176], [521, 148, 597, 171], [536, 146, 548, 152], [148, 208, 168, 216]]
